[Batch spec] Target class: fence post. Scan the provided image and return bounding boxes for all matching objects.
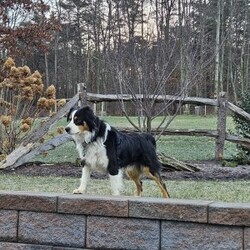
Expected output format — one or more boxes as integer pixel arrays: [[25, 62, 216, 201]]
[[215, 92, 227, 160], [77, 83, 87, 107]]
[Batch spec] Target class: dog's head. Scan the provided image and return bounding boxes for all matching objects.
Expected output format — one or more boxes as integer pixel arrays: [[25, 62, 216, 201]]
[[65, 106, 96, 135]]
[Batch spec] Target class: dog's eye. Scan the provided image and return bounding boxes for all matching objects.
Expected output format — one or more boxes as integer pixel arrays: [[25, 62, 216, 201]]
[[73, 116, 80, 123], [74, 117, 84, 126], [73, 116, 79, 123]]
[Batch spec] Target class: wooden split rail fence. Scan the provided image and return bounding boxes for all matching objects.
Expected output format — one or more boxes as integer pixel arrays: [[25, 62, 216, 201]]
[[1, 83, 250, 169]]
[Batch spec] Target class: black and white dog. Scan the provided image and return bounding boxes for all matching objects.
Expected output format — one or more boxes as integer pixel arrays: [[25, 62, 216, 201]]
[[65, 106, 169, 198]]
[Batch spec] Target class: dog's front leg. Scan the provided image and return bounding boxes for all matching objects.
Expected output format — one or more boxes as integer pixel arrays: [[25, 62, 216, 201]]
[[73, 165, 91, 194], [76, 142, 85, 160]]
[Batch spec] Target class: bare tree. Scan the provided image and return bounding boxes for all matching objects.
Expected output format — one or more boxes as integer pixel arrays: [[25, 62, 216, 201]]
[[3, 0, 250, 105], [103, 0, 218, 135]]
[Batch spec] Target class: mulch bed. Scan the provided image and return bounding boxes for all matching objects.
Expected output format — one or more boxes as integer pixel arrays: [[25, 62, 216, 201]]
[[1, 161, 250, 181]]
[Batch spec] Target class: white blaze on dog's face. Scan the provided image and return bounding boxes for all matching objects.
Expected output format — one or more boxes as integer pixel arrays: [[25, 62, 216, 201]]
[[65, 109, 90, 135]]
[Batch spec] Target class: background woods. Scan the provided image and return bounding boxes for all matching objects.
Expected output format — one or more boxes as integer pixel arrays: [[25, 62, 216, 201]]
[[1, 0, 250, 107]]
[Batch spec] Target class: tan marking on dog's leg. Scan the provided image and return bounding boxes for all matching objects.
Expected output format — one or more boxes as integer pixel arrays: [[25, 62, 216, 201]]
[[126, 167, 143, 197], [143, 167, 170, 198]]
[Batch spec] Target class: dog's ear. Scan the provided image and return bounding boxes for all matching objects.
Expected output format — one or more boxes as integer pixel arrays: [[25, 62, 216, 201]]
[[82, 106, 95, 119], [67, 107, 75, 121], [82, 106, 93, 113], [80, 106, 97, 131]]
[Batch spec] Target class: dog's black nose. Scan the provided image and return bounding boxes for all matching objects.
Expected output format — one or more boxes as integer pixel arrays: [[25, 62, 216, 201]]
[[65, 127, 70, 133]]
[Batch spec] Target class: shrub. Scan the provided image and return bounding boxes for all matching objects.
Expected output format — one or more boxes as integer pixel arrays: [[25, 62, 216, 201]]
[[233, 89, 250, 164], [0, 58, 64, 160]]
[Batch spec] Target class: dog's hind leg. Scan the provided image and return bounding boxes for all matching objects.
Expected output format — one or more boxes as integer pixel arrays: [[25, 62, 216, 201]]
[[109, 169, 123, 196], [125, 166, 143, 197], [143, 166, 170, 198], [73, 166, 91, 194]]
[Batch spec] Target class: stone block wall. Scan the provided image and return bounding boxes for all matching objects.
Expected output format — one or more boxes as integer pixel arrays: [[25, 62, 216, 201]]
[[0, 191, 249, 249]]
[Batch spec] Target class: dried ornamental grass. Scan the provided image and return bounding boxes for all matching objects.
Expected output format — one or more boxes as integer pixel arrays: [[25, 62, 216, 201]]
[[9, 66, 20, 78], [0, 154, 6, 161], [20, 123, 30, 132], [22, 117, 33, 126], [19, 66, 31, 77], [33, 84, 44, 95], [0, 98, 12, 108], [46, 85, 56, 99], [4, 79, 14, 89], [32, 70, 42, 79], [3, 57, 15, 70], [36, 85, 57, 111], [21, 86, 34, 101], [22, 76, 36, 86], [37, 97, 47, 109], [56, 126, 65, 134], [57, 99, 66, 107], [1, 115, 12, 127], [0, 58, 60, 158], [46, 99, 56, 109], [2, 139, 10, 152], [20, 117, 33, 132]]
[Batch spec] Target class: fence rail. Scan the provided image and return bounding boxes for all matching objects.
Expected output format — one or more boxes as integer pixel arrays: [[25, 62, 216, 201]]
[[86, 93, 219, 106]]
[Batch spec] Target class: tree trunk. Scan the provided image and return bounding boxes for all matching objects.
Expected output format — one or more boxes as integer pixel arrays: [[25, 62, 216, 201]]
[[44, 52, 49, 89], [54, 33, 58, 90], [214, 0, 221, 95], [240, 0, 248, 95], [215, 92, 227, 160]]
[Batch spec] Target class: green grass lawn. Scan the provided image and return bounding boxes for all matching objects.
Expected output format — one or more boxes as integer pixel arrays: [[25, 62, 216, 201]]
[[0, 174, 249, 203]]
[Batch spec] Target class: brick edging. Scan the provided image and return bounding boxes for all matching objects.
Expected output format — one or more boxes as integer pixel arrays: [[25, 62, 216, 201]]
[[0, 191, 249, 249]]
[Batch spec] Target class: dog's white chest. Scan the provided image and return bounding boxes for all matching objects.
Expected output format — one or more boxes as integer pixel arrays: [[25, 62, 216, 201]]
[[85, 140, 109, 173]]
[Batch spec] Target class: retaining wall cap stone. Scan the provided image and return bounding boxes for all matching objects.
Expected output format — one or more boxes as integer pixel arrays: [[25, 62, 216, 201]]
[[209, 201, 250, 226], [58, 194, 129, 217], [0, 191, 59, 212], [128, 197, 213, 223]]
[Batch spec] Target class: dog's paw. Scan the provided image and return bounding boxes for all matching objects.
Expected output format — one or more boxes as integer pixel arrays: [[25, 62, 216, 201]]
[[134, 190, 142, 197], [73, 188, 85, 194], [111, 191, 121, 196]]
